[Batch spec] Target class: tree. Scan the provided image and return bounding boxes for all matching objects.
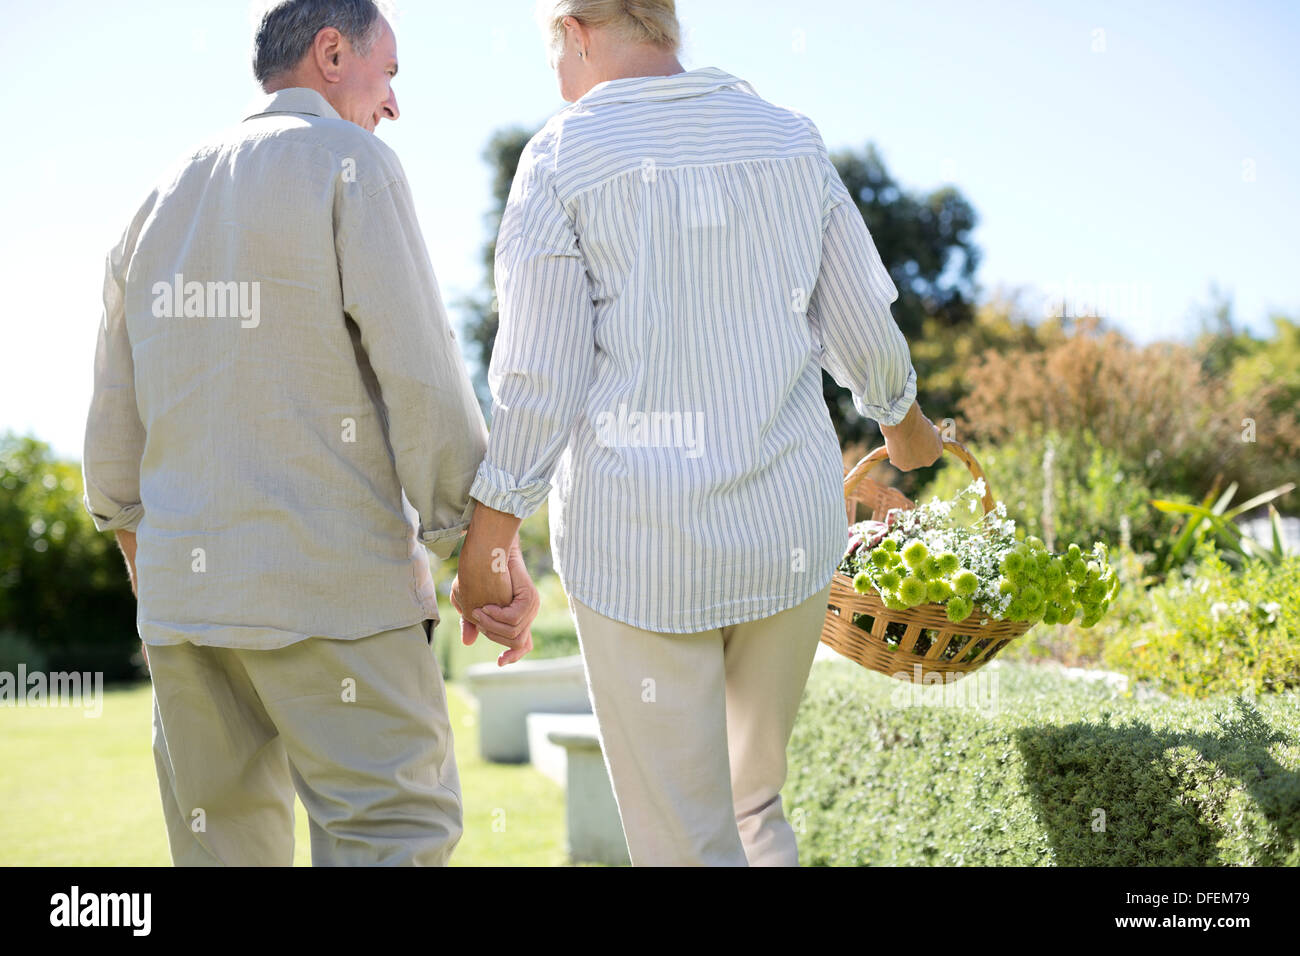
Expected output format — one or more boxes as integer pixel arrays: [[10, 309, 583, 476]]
[[456, 127, 534, 413], [0, 433, 140, 678]]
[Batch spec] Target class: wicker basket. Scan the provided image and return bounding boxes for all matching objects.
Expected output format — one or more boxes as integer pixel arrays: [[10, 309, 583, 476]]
[[821, 437, 1031, 682]]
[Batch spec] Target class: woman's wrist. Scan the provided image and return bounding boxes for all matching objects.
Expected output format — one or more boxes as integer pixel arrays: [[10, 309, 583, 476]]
[[880, 400, 923, 440], [466, 499, 524, 556]]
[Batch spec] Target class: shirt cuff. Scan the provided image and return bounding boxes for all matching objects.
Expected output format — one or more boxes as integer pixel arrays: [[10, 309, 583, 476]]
[[419, 498, 476, 561], [87, 500, 143, 534], [855, 365, 918, 427], [467, 459, 550, 520]]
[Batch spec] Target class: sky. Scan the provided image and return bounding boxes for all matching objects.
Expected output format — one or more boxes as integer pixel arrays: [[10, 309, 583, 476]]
[[1, 0, 1297, 458]]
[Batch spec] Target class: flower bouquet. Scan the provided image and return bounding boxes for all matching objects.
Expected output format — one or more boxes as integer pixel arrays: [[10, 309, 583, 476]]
[[822, 440, 1121, 682]]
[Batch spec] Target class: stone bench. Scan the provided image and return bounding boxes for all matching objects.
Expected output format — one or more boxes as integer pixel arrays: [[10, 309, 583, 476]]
[[532, 713, 630, 866], [464, 654, 591, 763]]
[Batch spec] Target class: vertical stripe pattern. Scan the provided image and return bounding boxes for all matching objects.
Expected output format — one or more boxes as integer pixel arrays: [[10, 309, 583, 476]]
[[468, 67, 918, 633]]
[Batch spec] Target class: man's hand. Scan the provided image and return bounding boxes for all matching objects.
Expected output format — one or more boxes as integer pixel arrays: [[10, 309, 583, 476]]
[[113, 529, 148, 669], [451, 537, 539, 667], [880, 400, 944, 471]]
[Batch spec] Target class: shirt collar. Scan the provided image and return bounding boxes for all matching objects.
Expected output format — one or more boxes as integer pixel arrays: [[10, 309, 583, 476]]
[[575, 66, 755, 107], [243, 87, 342, 123]]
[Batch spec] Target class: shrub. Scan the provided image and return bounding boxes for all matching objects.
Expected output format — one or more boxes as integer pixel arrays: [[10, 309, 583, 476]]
[[956, 318, 1299, 501], [1097, 545, 1300, 698], [0, 629, 48, 674], [787, 659, 1300, 865], [918, 428, 1185, 558]]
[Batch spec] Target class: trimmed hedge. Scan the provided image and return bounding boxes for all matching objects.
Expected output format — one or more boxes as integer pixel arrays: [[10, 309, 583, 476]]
[[786, 659, 1300, 865]]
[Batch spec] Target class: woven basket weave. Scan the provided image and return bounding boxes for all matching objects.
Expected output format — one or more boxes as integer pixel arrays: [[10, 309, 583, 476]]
[[821, 437, 1031, 682]]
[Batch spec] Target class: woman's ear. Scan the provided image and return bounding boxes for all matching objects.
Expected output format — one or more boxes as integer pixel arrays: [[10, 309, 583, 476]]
[[563, 15, 589, 56]]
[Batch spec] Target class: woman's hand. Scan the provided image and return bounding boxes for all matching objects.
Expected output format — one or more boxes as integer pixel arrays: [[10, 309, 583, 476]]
[[879, 400, 944, 471]]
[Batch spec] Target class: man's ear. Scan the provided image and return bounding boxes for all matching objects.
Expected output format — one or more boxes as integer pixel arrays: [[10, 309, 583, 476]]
[[313, 26, 346, 83]]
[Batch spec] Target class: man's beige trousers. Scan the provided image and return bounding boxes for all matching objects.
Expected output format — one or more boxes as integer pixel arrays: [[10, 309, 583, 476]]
[[569, 580, 833, 866], [147, 622, 461, 866]]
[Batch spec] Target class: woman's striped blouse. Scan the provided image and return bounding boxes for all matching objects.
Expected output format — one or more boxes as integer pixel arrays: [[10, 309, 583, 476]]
[[468, 67, 917, 633]]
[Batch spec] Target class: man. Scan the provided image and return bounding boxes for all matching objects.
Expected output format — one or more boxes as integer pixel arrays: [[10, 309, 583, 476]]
[[83, 0, 538, 866]]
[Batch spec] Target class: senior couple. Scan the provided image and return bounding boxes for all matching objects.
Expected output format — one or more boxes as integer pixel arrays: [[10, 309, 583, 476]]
[[82, 0, 943, 867]]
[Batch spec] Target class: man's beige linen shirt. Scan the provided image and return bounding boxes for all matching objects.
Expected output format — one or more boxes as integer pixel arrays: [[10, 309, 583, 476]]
[[83, 87, 488, 649]]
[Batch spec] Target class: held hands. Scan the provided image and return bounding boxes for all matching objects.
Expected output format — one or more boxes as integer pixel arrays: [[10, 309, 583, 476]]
[[880, 400, 945, 471], [450, 505, 540, 666]]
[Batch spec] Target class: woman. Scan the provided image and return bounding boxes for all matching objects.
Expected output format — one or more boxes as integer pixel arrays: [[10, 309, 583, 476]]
[[456, 0, 944, 865]]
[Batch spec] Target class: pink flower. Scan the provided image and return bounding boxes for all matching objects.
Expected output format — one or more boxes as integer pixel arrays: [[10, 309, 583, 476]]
[[849, 520, 890, 553]]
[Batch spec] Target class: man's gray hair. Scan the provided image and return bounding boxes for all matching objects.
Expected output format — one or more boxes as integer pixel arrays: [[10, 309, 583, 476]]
[[253, 0, 389, 86]]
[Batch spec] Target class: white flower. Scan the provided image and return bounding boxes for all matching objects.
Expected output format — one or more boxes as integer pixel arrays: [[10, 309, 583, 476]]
[[1209, 601, 1229, 623]]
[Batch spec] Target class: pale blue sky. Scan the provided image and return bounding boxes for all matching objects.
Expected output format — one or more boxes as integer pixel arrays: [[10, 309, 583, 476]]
[[1, 0, 1296, 457]]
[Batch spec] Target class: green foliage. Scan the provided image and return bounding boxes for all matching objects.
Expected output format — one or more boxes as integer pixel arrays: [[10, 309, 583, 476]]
[[0, 433, 139, 678], [1153, 482, 1295, 571], [919, 428, 1183, 559], [0, 629, 47, 673], [1192, 288, 1300, 416], [1099, 546, 1300, 698], [1226, 315, 1300, 412], [787, 660, 1300, 865]]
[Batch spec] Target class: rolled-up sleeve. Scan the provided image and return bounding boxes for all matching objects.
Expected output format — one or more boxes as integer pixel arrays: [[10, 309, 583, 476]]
[[83, 228, 146, 533], [336, 151, 489, 560], [806, 132, 918, 428], [467, 143, 596, 520]]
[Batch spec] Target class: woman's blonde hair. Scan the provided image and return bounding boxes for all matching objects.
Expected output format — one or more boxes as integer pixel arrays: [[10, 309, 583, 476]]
[[537, 0, 681, 55]]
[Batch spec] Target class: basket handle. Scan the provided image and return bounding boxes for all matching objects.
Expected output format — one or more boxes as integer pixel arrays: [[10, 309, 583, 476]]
[[844, 437, 996, 515]]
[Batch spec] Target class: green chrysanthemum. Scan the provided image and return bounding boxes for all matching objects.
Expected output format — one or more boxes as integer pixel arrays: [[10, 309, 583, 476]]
[[952, 570, 979, 597], [899, 575, 928, 607], [870, 547, 892, 568], [926, 579, 953, 603], [902, 540, 929, 569], [878, 570, 901, 591], [852, 571, 872, 594], [945, 596, 973, 622], [936, 552, 961, 575]]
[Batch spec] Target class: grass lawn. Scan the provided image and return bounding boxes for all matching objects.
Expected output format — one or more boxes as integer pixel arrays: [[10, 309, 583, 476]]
[[0, 672, 570, 866]]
